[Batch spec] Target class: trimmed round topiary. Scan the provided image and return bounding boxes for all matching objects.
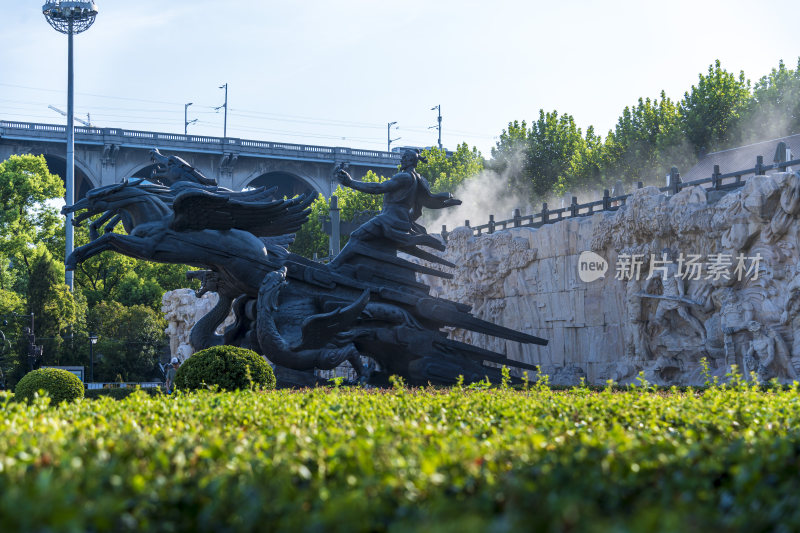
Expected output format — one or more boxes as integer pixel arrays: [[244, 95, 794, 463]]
[[15, 368, 84, 404], [175, 346, 276, 391]]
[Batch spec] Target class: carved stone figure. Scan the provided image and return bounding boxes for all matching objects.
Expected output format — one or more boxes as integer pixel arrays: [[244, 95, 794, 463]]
[[625, 278, 651, 360], [161, 287, 235, 361], [644, 250, 706, 340], [744, 321, 796, 382], [712, 287, 755, 368], [780, 289, 800, 361]]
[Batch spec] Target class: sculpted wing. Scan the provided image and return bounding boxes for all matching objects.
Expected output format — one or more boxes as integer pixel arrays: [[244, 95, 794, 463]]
[[171, 189, 314, 236], [296, 290, 370, 350]]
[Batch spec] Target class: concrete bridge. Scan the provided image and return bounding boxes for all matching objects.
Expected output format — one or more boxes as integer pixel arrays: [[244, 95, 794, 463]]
[[0, 120, 402, 199]]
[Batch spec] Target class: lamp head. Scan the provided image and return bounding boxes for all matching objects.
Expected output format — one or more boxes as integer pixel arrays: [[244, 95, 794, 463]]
[[43, 1, 98, 34]]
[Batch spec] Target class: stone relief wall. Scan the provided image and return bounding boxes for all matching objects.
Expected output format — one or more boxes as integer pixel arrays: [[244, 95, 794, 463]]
[[420, 171, 800, 385]]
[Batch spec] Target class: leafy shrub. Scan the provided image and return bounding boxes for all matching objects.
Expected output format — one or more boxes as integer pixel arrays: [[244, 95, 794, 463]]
[[14, 367, 84, 404], [174, 346, 275, 391], [3, 384, 800, 530]]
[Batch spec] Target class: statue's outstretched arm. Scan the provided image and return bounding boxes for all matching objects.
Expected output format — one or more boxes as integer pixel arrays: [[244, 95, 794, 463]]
[[335, 167, 408, 195]]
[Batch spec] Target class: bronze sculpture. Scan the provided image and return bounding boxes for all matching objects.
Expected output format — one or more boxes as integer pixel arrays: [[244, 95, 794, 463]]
[[65, 149, 547, 385]]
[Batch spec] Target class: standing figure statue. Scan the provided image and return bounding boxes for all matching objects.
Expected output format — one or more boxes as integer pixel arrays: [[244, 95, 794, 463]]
[[716, 287, 755, 368], [330, 149, 461, 267], [625, 278, 651, 360], [644, 249, 706, 340], [780, 289, 800, 377]]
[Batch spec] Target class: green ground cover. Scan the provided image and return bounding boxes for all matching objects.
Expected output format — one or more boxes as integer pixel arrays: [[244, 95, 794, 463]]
[[1, 379, 800, 532]]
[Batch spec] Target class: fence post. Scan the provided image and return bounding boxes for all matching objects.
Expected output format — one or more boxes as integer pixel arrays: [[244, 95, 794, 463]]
[[603, 189, 611, 210], [637, 181, 643, 189], [571, 196, 579, 217], [541, 202, 549, 224], [488, 214, 495, 234], [513, 208, 521, 227], [773, 141, 792, 173], [670, 167, 681, 195], [441, 224, 449, 243], [756, 155, 765, 175], [464, 219, 470, 227], [774, 141, 788, 166], [712, 164, 721, 190]]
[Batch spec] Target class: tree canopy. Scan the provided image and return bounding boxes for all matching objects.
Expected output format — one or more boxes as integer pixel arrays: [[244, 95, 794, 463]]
[[0, 154, 64, 292], [494, 58, 800, 203]]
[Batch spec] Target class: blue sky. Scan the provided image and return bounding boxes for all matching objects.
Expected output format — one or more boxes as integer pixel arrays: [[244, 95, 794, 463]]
[[1, 0, 797, 155]]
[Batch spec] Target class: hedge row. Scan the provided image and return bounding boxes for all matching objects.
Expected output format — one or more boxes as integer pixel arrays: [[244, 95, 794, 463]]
[[1, 379, 800, 531]]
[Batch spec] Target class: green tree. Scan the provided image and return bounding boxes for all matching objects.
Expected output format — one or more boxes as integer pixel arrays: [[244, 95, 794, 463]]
[[0, 288, 24, 387], [289, 193, 331, 260], [0, 154, 65, 290], [742, 57, 800, 142], [290, 171, 388, 259], [525, 110, 588, 200], [26, 246, 77, 366], [679, 59, 751, 153], [600, 92, 687, 185], [489, 120, 529, 185], [87, 301, 166, 382], [418, 144, 484, 193], [557, 125, 604, 194]]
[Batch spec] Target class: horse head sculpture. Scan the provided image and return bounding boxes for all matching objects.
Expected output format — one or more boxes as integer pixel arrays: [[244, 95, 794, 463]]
[[150, 148, 217, 187]]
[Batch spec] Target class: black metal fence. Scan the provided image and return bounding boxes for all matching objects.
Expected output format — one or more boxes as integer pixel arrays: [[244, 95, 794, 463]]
[[442, 151, 800, 240]]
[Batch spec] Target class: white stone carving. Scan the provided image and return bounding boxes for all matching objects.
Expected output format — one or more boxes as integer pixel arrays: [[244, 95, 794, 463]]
[[161, 289, 234, 362]]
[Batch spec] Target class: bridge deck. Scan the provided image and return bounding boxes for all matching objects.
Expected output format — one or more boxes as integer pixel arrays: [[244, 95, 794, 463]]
[[0, 120, 402, 168]]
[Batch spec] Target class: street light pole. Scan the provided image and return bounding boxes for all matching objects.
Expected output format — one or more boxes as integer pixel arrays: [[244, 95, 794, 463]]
[[430, 105, 442, 150], [184, 102, 197, 135], [387, 121, 400, 152], [65, 20, 75, 290], [88, 333, 98, 382], [216, 83, 228, 138], [42, 1, 99, 291]]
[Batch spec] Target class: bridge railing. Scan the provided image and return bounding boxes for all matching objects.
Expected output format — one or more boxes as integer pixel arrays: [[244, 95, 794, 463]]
[[0, 120, 402, 167], [441, 147, 799, 240]]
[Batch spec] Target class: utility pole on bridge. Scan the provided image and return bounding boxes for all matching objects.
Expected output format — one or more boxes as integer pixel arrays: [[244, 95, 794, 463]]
[[430, 105, 442, 151], [387, 121, 400, 152], [184, 102, 197, 135], [216, 83, 228, 138]]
